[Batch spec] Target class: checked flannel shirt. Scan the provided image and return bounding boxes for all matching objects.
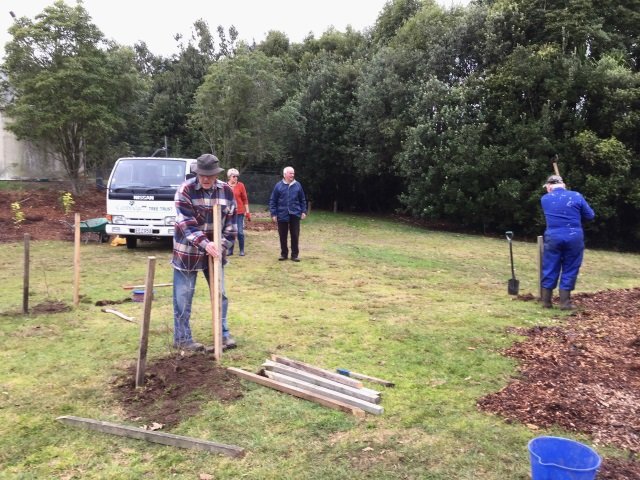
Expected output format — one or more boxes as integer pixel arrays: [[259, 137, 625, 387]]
[[171, 177, 237, 272]]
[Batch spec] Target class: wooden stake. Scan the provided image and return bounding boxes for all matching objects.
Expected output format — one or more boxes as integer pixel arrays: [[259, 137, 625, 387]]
[[57, 415, 245, 457], [264, 371, 383, 415], [262, 361, 381, 403], [228, 367, 365, 418], [537, 235, 544, 300], [211, 205, 222, 362], [73, 213, 81, 306], [135, 256, 156, 388], [271, 354, 363, 388], [122, 282, 172, 290], [336, 368, 395, 388], [23, 233, 30, 314]]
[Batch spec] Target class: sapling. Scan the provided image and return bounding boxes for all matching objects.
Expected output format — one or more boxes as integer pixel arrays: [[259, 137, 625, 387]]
[[11, 202, 25, 225], [61, 192, 75, 214]]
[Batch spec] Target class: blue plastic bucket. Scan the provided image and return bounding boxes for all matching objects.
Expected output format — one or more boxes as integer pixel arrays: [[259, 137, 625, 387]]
[[131, 289, 154, 302], [528, 436, 601, 480]]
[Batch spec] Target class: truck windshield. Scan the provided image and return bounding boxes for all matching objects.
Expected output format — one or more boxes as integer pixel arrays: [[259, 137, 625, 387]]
[[110, 159, 187, 189]]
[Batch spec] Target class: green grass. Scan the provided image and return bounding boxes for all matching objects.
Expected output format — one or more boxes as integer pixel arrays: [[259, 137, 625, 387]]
[[1, 210, 638, 479]]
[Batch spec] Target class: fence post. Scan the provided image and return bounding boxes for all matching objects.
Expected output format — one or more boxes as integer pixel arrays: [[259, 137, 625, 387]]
[[23, 233, 30, 314], [537, 236, 544, 299]]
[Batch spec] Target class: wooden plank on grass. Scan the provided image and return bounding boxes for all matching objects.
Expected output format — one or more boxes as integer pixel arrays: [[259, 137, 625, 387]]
[[271, 354, 363, 389], [101, 308, 136, 323], [228, 367, 365, 418], [57, 415, 245, 457], [262, 360, 381, 404], [264, 371, 383, 415]]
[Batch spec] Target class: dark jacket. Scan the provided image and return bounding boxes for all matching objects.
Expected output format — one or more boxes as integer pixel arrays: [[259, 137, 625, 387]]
[[269, 180, 307, 222]]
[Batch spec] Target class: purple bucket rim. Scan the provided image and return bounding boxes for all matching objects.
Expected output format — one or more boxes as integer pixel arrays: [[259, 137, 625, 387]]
[[528, 436, 602, 472]]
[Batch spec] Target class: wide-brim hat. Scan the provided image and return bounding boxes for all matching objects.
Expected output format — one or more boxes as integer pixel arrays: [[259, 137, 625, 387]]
[[195, 154, 224, 176]]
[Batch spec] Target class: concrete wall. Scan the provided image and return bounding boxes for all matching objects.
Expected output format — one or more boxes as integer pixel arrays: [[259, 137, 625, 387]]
[[0, 112, 67, 180]]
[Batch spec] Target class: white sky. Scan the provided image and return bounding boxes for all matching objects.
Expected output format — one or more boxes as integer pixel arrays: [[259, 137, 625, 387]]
[[1, 0, 469, 58]]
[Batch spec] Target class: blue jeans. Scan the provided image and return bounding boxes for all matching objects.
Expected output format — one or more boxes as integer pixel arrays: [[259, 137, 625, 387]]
[[173, 266, 229, 345], [229, 214, 245, 253]]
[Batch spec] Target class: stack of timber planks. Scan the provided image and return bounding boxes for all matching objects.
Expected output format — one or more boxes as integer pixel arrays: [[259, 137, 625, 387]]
[[227, 355, 386, 417]]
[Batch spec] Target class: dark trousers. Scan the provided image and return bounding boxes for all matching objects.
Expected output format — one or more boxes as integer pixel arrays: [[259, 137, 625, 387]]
[[277, 216, 301, 258]]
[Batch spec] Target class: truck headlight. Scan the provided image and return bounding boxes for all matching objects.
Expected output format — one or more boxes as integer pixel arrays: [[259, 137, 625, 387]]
[[112, 215, 125, 224], [164, 216, 176, 225]]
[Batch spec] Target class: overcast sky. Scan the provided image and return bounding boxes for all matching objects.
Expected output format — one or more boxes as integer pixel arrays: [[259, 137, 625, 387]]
[[1, 0, 469, 58]]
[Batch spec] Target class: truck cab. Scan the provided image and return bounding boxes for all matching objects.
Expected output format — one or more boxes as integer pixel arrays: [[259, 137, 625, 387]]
[[105, 157, 196, 249]]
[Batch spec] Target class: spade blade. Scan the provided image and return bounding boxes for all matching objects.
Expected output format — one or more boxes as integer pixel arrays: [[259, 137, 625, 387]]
[[508, 278, 520, 296]]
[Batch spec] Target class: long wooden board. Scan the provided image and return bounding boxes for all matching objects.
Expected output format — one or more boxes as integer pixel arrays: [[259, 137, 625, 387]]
[[271, 354, 363, 389], [262, 361, 381, 404], [57, 415, 245, 457], [264, 371, 383, 415], [211, 206, 222, 362], [101, 308, 136, 323], [228, 367, 365, 418]]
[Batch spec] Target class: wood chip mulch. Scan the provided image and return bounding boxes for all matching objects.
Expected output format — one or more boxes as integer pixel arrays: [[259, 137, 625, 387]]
[[478, 288, 640, 478]]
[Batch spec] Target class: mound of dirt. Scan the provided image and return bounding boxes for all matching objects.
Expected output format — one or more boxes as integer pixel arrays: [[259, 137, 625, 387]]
[[111, 353, 244, 428]]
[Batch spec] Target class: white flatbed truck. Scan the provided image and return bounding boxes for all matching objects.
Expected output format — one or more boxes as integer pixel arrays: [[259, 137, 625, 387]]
[[105, 156, 196, 249]]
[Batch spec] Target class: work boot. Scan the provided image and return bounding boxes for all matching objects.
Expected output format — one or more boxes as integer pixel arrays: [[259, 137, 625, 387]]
[[173, 341, 205, 352], [541, 288, 553, 308], [559, 289, 575, 311], [223, 336, 237, 350]]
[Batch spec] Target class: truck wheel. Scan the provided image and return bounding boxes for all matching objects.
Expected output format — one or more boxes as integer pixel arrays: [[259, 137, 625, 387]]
[[126, 236, 138, 249]]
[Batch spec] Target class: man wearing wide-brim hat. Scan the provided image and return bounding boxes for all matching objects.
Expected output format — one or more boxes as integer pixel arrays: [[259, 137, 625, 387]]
[[540, 174, 595, 310], [171, 153, 238, 351]]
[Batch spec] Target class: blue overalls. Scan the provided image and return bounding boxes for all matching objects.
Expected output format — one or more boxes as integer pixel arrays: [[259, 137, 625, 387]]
[[541, 188, 595, 291]]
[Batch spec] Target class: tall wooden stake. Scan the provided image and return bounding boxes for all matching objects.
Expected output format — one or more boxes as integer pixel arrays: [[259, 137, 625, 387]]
[[136, 256, 156, 388], [23, 233, 30, 314], [211, 205, 223, 362], [537, 235, 544, 300], [73, 213, 81, 306]]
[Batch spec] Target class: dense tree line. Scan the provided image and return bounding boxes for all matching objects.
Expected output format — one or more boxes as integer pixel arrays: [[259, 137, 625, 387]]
[[2, 0, 639, 249]]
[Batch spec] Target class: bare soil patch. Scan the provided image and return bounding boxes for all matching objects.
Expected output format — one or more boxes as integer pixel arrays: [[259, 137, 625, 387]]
[[0, 181, 275, 243], [0, 182, 107, 243], [30, 300, 72, 314], [111, 353, 244, 428]]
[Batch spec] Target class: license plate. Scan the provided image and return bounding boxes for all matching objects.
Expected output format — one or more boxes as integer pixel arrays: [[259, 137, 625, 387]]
[[134, 227, 153, 235]]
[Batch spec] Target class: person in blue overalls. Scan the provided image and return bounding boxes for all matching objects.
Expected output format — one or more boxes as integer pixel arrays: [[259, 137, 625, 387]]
[[540, 175, 595, 310]]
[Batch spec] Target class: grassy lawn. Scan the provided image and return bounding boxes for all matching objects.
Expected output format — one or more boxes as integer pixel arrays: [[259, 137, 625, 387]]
[[1, 211, 638, 479]]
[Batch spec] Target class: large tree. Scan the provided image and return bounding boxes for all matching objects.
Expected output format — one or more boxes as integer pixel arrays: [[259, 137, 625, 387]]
[[190, 46, 300, 170], [1, 0, 141, 193]]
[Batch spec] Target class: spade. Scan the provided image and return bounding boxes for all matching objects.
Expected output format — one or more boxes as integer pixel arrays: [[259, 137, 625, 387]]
[[506, 231, 519, 295]]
